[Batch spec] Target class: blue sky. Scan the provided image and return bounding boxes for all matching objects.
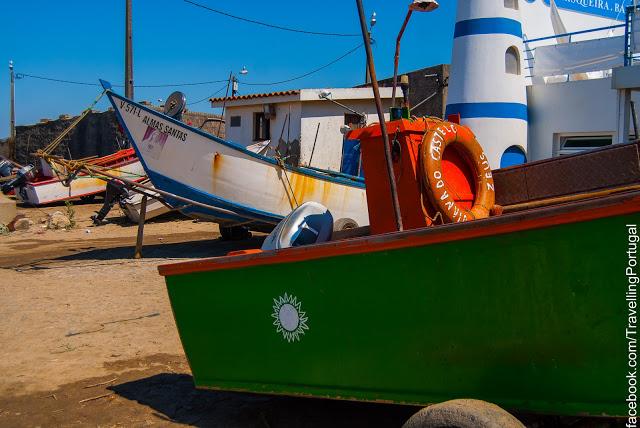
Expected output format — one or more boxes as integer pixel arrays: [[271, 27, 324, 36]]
[[1, 0, 458, 138]]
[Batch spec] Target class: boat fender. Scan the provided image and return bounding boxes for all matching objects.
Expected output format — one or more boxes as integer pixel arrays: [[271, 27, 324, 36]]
[[421, 122, 495, 223]]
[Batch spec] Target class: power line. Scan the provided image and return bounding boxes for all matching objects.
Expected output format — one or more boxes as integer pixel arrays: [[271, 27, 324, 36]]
[[16, 73, 103, 87], [136, 79, 228, 88], [16, 43, 364, 100], [15, 72, 228, 88], [184, 0, 360, 37], [187, 82, 229, 105], [238, 43, 363, 86]]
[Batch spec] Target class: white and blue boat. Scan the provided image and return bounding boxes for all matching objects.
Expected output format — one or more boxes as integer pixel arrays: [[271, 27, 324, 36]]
[[102, 81, 369, 236]]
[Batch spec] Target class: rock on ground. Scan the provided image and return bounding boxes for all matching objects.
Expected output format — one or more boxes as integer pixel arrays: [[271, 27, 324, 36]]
[[12, 218, 33, 231], [48, 211, 71, 229]]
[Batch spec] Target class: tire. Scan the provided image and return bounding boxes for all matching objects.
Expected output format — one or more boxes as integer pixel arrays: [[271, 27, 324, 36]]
[[219, 225, 252, 241], [333, 218, 358, 232], [402, 399, 525, 428]]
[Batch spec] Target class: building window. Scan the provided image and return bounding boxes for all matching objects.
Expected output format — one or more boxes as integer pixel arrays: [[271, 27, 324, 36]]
[[230, 116, 241, 127], [558, 135, 612, 156], [253, 112, 270, 141], [504, 0, 518, 9], [505, 46, 521, 75]]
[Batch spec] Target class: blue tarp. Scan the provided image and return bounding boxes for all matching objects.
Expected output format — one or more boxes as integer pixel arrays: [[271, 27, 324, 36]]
[[341, 140, 364, 177]]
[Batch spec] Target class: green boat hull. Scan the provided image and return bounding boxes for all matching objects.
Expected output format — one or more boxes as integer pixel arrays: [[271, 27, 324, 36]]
[[163, 201, 638, 417]]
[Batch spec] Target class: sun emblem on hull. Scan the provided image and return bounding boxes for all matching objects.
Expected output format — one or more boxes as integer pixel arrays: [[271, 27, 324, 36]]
[[271, 293, 309, 342]]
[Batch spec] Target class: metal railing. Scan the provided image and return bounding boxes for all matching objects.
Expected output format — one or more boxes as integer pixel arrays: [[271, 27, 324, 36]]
[[624, 4, 640, 66], [523, 22, 629, 80]]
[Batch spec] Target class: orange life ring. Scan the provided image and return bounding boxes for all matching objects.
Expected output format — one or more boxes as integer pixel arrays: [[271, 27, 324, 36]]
[[420, 121, 495, 223]]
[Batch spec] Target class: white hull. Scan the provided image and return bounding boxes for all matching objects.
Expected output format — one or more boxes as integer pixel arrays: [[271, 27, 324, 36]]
[[108, 91, 369, 228], [16, 159, 145, 206]]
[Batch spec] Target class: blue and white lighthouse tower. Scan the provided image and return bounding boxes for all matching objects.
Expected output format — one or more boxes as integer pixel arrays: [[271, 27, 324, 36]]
[[446, 0, 528, 169]]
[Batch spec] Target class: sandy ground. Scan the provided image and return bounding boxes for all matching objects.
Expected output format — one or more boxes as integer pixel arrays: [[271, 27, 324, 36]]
[[0, 201, 421, 427], [0, 201, 624, 427]]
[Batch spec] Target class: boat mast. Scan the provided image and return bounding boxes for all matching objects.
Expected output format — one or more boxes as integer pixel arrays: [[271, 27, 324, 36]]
[[355, 0, 403, 232]]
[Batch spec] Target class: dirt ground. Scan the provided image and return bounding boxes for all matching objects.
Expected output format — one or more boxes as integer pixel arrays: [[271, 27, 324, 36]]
[[0, 200, 421, 427], [0, 200, 625, 427]]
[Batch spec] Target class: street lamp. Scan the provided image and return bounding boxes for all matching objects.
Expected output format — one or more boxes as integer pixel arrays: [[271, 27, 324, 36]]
[[391, 0, 439, 107]]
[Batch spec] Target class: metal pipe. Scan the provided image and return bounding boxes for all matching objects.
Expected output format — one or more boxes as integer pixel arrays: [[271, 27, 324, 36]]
[[125, 0, 134, 99], [632, 100, 639, 141], [411, 90, 439, 111], [319, 95, 366, 121], [525, 23, 624, 44], [356, 0, 403, 232], [365, 29, 372, 84], [308, 122, 321, 167], [391, 10, 413, 107]]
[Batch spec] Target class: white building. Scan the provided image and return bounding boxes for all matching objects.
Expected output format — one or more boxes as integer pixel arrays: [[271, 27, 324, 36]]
[[447, 0, 640, 169], [522, 0, 640, 162], [210, 88, 392, 172]]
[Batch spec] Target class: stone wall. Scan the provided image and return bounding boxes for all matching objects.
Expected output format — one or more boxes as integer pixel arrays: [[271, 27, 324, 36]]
[[13, 111, 124, 166], [8, 107, 223, 166]]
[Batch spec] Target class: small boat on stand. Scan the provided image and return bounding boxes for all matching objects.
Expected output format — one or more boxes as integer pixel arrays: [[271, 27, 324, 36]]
[[6, 148, 145, 206]]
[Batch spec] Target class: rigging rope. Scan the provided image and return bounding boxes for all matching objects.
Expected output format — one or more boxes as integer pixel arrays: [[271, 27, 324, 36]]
[[37, 90, 107, 157]]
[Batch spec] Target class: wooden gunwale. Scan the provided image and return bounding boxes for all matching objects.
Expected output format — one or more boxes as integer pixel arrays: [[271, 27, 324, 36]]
[[159, 189, 640, 277]]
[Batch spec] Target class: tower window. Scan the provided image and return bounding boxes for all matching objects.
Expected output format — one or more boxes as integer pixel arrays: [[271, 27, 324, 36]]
[[505, 46, 521, 75], [504, 0, 519, 9]]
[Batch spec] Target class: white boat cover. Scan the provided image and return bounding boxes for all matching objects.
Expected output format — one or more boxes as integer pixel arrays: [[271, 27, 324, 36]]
[[533, 36, 624, 77]]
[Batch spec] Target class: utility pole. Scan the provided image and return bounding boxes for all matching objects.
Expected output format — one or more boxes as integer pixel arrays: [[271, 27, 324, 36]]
[[9, 60, 15, 140], [125, 0, 134, 99], [365, 12, 376, 84], [231, 75, 239, 97]]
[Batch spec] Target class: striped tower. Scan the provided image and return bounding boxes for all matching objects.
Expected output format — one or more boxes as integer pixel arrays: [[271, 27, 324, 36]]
[[446, 0, 528, 169]]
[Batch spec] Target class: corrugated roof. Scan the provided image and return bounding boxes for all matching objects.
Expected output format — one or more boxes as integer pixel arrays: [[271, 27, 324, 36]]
[[210, 90, 300, 103]]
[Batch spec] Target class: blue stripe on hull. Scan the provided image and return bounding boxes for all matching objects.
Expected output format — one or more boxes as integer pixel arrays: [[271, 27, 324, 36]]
[[454, 18, 523, 39], [147, 170, 284, 225], [446, 102, 528, 121]]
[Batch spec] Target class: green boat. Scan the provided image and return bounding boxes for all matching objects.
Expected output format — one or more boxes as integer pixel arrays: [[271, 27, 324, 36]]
[[160, 186, 639, 420]]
